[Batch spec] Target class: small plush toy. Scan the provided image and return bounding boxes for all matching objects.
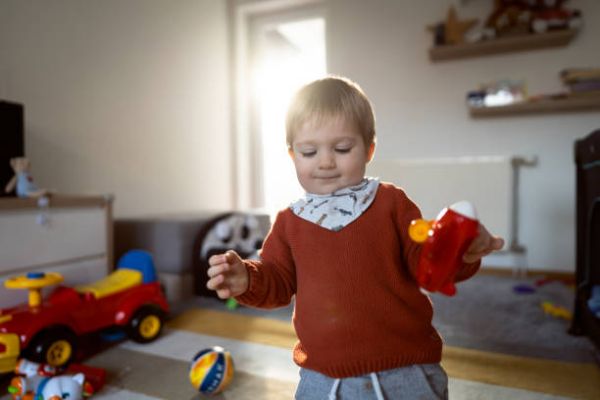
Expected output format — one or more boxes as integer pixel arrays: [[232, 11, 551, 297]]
[[4, 157, 47, 198], [8, 359, 94, 400]]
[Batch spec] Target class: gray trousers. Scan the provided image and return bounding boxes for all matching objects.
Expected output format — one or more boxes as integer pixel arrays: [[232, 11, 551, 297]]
[[295, 364, 448, 400]]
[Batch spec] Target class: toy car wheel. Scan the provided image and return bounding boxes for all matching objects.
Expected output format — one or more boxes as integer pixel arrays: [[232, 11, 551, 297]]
[[127, 305, 165, 343], [26, 328, 77, 368]]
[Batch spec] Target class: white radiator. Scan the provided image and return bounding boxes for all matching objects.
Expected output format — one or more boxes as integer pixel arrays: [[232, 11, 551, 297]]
[[367, 156, 536, 252]]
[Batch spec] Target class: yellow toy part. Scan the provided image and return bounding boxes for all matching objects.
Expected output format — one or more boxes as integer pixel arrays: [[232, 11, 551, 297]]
[[4, 272, 64, 308], [409, 219, 433, 243], [0, 334, 20, 373], [541, 301, 572, 320], [76, 268, 142, 299]]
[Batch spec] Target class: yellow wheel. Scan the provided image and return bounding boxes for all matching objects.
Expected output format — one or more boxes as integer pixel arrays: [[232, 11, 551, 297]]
[[26, 328, 77, 369], [139, 315, 161, 340], [127, 305, 165, 343], [409, 219, 432, 243], [46, 340, 73, 367]]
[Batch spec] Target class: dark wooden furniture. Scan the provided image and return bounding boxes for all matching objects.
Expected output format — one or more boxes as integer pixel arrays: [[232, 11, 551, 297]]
[[0, 101, 24, 197], [570, 129, 600, 353]]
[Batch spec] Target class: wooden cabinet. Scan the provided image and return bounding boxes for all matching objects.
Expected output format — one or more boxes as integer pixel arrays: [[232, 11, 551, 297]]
[[0, 195, 113, 307]]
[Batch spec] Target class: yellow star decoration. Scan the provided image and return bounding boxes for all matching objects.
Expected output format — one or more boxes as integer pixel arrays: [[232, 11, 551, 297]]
[[444, 5, 478, 45]]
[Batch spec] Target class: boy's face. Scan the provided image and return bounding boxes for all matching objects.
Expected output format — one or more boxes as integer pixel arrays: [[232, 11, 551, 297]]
[[289, 116, 374, 195]]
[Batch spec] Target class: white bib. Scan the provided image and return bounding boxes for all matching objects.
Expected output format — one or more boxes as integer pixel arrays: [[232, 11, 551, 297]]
[[290, 178, 380, 231]]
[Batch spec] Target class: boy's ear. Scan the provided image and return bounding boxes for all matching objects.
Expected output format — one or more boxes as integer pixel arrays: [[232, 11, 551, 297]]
[[367, 142, 376, 162], [288, 148, 295, 159]]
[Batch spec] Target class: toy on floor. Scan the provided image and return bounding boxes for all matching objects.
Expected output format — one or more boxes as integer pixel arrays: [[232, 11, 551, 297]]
[[513, 283, 536, 294], [194, 212, 269, 302], [0, 250, 169, 374], [409, 201, 479, 296], [541, 301, 572, 320], [587, 285, 600, 318], [4, 157, 48, 198], [8, 359, 95, 400], [189, 346, 234, 395]]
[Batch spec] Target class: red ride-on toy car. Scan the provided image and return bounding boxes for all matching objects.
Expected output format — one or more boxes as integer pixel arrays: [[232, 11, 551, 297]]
[[0, 250, 169, 373]]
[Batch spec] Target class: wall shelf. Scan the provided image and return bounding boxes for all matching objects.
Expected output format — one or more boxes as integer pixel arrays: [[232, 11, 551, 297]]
[[469, 93, 600, 117], [429, 29, 578, 62]]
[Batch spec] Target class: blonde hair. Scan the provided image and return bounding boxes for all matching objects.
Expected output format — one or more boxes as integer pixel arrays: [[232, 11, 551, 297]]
[[285, 76, 376, 149]]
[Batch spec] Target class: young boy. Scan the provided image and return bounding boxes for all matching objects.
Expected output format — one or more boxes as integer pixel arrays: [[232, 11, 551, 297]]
[[207, 76, 504, 399]]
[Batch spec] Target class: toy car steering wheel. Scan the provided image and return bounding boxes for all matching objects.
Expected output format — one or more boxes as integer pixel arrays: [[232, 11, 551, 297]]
[[5, 272, 64, 307]]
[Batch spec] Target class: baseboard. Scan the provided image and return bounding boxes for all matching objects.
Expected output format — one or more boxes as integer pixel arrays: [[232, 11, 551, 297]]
[[480, 266, 575, 280]]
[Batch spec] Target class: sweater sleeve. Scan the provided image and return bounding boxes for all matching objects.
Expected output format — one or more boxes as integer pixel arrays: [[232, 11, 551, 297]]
[[391, 187, 423, 279], [235, 210, 297, 309]]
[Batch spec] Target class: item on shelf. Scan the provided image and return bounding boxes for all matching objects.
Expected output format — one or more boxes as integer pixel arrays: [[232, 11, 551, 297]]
[[466, 79, 527, 108], [561, 68, 600, 83], [531, 0, 582, 33], [485, 0, 535, 38], [4, 157, 48, 198], [560, 68, 600, 95], [466, 90, 487, 108], [428, 5, 479, 46]]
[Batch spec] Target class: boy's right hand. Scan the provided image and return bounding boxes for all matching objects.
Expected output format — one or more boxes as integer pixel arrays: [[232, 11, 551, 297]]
[[206, 250, 249, 299]]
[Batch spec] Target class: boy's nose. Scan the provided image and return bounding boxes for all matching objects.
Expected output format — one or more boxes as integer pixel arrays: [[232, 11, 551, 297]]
[[318, 153, 336, 169]]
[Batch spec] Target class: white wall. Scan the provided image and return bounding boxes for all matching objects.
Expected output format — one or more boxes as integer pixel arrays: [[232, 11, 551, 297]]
[[2, 0, 598, 272], [324, 0, 599, 272], [0, 0, 232, 217]]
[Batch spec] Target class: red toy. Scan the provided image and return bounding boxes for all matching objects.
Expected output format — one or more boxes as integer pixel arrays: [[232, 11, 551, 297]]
[[531, 0, 582, 33], [409, 201, 479, 296], [0, 250, 169, 374]]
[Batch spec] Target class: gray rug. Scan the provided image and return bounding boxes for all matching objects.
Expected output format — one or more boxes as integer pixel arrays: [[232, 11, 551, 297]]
[[431, 274, 597, 363]]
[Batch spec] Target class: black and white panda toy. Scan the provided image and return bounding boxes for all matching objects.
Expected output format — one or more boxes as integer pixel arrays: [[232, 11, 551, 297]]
[[193, 212, 270, 298]]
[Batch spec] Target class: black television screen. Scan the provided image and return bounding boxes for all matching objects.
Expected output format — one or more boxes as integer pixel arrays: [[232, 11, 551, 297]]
[[1, 100, 25, 197]]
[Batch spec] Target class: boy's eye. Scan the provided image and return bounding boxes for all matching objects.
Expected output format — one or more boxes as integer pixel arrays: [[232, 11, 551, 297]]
[[335, 147, 351, 154], [300, 150, 316, 158]]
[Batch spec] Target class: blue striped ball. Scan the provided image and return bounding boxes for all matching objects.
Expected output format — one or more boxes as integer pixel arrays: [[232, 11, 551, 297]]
[[189, 346, 234, 394]]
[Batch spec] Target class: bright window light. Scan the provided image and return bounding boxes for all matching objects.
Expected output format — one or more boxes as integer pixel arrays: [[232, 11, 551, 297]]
[[253, 17, 326, 214]]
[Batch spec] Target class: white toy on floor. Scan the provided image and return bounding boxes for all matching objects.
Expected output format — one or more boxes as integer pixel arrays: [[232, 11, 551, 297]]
[[8, 359, 93, 400]]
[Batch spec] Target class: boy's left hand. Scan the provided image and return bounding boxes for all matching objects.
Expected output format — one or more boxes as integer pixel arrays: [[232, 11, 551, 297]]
[[463, 223, 504, 264]]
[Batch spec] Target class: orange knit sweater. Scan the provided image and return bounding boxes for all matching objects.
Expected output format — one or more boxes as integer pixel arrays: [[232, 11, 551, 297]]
[[236, 182, 480, 378]]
